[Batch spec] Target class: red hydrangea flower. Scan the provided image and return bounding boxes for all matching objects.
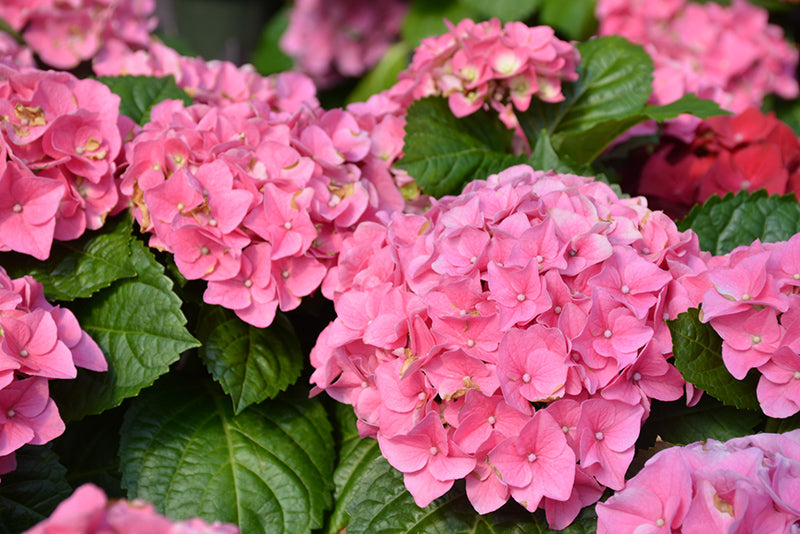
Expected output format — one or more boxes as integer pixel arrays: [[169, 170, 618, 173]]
[[311, 165, 711, 526], [635, 108, 800, 218]]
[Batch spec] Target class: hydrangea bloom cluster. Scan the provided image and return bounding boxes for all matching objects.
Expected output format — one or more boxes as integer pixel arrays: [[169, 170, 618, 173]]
[[121, 96, 406, 328], [596, 430, 800, 533], [311, 165, 711, 527], [0, 0, 156, 69], [0, 32, 35, 69], [280, 0, 408, 88], [636, 108, 800, 217], [385, 18, 580, 129], [698, 236, 800, 418], [0, 265, 106, 479], [0, 62, 124, 259], [93, 41, 319, 113], [596, 0, 798, 139], [24, 483, 239, 533]]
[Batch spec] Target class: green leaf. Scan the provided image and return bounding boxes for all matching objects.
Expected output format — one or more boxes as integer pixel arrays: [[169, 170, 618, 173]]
[[765, 413, 800, 434], [529, 130, 588, 175], [538, 0, 597, 40], [196, 306, 304, 414], [346, 455, 597, 534], [50, 238, 199, 421], [395, 97, 527, 198], [119, 377, 335, 534], [678, 190, 800, 255], [458, 0, 539, 22], [769, 96, 800, 137], [347, 41, 412, 105], [552, 94, 729, 165], [326, 405, 382, 534], [1, 214, 136, 301], [401, 0, 480, 47], [97, 75, 193, 125], [641, 396, 763, 446], [0, 445, 72, 534], [250, 6, 294, 76], [668, 308, 760, 411], [517, 36, 653, 144]]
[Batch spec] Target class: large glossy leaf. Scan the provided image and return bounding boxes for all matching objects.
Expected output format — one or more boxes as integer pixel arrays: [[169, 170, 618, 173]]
[[250, 6, 293, 76], [119, 376, 335, 534], [50, 239, 199, 421], [326, 404, 383, 534], [97, 75, 193, 125], [395, 97, 527, 197], [346, 455, 597, 534], [2, 214, 136, 301], [678, 190, 800, 254], [0, 445, 72, 534], [538, 0, 597, 40], [197, 306, 304, 414], [668, 308, 760, 411], [516, 36, 653, 143], [552, 94, 729, 165]]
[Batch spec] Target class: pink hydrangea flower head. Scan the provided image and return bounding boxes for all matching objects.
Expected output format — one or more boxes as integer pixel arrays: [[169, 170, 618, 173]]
[[385, 18, 580, 129], [312, 164, 710, 525], [121, 91, 409, 328]]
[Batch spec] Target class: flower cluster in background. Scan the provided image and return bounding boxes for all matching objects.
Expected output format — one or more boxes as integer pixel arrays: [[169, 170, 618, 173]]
[[699, 236, 800, 418], [280, 0, 409, 88], [0, 0, 156, 69], [0, 62, 125, 260], [385, 18, 580, 129], [311, 164, 711, 527], [596, 430, 800, 533], [635, 107, 800, 217], [0, 266, 106, 480], [121, 96, 407, 327], [24, 483, 239, 534], [596, 0, 798, 139]]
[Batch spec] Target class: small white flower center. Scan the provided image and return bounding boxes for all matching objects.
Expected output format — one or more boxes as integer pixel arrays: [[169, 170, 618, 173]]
[[603, 329, 612, 338], [208, 218, 217, 227], [621, 285, 630, 294], [243, 279, 253, 288], [554, 305, 562, 314], [741, 293, 751, 301], [469, 256, 478, 264], [527, 453, 537, 462], [751, 335, 761, 344], [794, 371, 800, 380], [466, 339, 476, 348], [360, 381, 368, 389], [200, 246, 210, 256], [516, 293, 526, 302], [18, 349, 28, 358], [429, 446, 439, 456], [655, 518, 665, 527], [561, 425, 570, 433], [632, 372, 642, 381], [283, 221, 292, 230], [6, 408, 14, 418], [487, 415, 496, 425], [595, 431, 604, 441], [12, 203, 22, 213], [281, 270, 290, 279], [417, 392, 427, 401], [522, 373, 531, 383]]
